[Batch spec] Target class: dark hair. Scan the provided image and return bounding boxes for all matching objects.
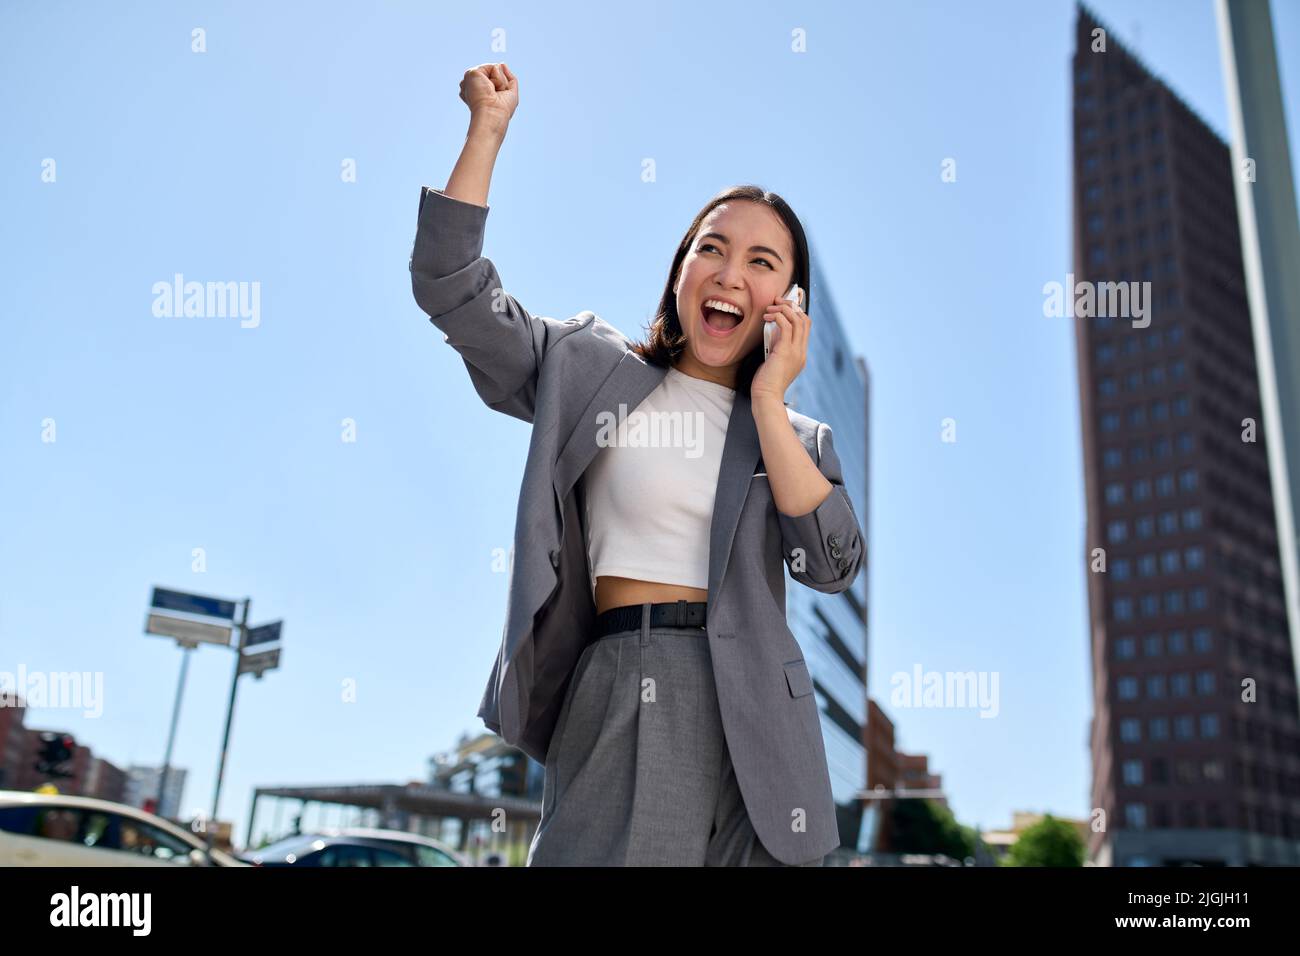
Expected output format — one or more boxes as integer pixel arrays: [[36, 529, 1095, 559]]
[[629, 184, 812, 397]]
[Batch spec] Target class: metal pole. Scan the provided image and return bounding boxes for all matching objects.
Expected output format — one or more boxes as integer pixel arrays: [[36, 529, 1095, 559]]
[[156, 644, 194, 819], [208, 596, 250, 846]]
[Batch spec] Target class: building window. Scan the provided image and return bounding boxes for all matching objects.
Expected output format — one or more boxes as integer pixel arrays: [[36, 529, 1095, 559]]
[[1088, 212, 1105, 233], [1099, 376, 1118, 396], [1140, 593, 1160, 618], [1148, 365, 1166, 386], [1151, 400, 1169, 421], [1102, 412, 1122, 432], [1113, 558, 1132, 580], [1136, 516, 1154, 539], [1167, 631, 1187, 655], [1116, 636, 1137, 660], [1176, 432, 1194, 453], [1178, 468, 1198, 492], [1174, 715, 1194, 740], [1195, 671, 1215, 695], [1114, 597, 1134, 621], [1122, 759, 1144, 786], [1096, 343, 1116, 364], [1149, 717, 1169, 741], [1105, 482, 1126, 504], [1184, 546, 1205, 570], [1189, 587, 1208, 611], [1104, 448, 1124, 469], [1171, 673, 1191, 697], [1108, 520, 1128, 543], [1125, 804, 1147, 829], [1163, 590, 1184, 614], [1200, 714, 1220, 739], [1130, 443, 1148, 465], [1182, 508, 1202, 530], [1120, 718, 1142, 742], [1090, 246, 1106, 266], [1127, 405, 1147, 427], [1171, 358, 1187, 379], [1156, 474, 1175, 497], [1143, 633, 1162, 657], [1160, 549, 1180, 574], [1158, 511, 1178, 534], [1153, 436, 1172, 459], [1146, 674, 1167, 699], [1192, 628, 1212, 653], [1118, 676, 1139, 700], [1133, 479, 1151, 501], [1138, 554, 1157, 577], [1086, 183, 1104, 204]]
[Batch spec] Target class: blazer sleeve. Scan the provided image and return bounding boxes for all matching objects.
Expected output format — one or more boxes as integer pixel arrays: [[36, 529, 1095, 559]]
[[777, 421, 865, 594], [408, 185, 561, 424]]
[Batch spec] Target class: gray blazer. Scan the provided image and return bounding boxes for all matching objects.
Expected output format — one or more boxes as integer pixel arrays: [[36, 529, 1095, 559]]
[[409, 186, 865, 864]]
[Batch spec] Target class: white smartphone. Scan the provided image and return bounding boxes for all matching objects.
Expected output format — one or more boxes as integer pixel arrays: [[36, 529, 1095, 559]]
[[764, 283, 804, 360]]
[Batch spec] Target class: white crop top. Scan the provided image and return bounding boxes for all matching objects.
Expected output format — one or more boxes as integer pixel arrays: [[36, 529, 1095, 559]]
[[581, 365, 736, 595]]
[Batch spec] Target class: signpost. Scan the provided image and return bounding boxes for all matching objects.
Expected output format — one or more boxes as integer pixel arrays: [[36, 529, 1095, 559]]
[[144, 586, 284, 831]]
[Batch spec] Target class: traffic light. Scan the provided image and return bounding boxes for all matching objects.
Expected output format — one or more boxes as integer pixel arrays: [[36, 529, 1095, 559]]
[[34, 732, 75, 779]]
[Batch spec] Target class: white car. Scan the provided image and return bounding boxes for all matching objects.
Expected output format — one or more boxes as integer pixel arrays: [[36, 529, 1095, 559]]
[[0, 790, 246, 867]]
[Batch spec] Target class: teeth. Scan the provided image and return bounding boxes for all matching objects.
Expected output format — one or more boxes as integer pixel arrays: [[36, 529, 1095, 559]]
[[703, 299, 743, 317]]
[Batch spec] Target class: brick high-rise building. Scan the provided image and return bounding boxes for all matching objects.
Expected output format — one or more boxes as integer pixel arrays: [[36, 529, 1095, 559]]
[[1072, 4, 1300, 865]]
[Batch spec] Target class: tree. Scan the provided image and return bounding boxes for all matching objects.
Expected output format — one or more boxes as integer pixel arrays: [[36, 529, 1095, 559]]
[[890, 798, 978, 859], [1002, 814, 1085, 867]]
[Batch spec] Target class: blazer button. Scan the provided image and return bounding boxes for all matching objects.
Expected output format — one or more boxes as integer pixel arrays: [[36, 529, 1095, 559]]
[[828, 533, 840, 547], [838, 559, 850, 571], [830, 546, 843, 559], [549, 548, 560, 567]]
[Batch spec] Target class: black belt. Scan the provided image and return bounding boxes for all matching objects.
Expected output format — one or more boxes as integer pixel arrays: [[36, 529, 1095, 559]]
[[594, 600, 707, 638]]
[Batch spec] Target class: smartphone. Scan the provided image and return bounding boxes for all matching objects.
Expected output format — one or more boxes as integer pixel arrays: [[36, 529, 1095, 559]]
[[764, 283, 804, 360]]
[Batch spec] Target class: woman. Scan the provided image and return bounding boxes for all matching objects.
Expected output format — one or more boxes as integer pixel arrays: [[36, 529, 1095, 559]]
[[411, 63, 864, 866]]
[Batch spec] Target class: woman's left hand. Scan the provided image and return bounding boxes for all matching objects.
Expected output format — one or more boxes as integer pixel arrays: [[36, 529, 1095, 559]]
[[749, 295, 810, 405]]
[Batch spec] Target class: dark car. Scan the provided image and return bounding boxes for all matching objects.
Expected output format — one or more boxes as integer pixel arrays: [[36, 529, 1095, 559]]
[[239, 830, 465, 867]]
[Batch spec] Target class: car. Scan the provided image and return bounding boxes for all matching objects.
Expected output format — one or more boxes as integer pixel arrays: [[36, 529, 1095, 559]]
[[240, 828, 468, 867], [0, 790, 247, 867]]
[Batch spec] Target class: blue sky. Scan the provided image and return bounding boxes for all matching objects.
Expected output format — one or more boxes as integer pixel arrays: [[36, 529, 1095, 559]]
[[3, 0, 1298, 847]]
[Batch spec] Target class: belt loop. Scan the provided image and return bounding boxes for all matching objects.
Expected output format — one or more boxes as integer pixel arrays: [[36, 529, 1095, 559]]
[[640, 602, 651, 646], [675, 599, 686, 627]]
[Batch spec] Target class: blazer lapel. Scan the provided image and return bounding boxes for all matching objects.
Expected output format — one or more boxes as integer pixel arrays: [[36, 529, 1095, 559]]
[[553, 349, 668, 505], [552, 349, 763, 607], [707, 390, 762, 605]]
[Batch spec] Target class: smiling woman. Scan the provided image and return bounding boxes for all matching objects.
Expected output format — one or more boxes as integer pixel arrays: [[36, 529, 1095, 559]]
[[630, 184, 812, 397], [414, 62, 860, 867]]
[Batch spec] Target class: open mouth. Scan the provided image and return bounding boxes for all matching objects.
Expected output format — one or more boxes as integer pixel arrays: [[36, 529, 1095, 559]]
[[701, 303, 744, 336]]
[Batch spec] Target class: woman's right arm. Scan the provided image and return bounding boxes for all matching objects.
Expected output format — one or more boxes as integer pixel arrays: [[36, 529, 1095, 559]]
[[410, 63, 554, 424]]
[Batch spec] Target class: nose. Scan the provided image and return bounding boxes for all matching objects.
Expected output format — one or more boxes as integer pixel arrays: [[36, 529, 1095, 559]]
[[712, 259, 745, 291]]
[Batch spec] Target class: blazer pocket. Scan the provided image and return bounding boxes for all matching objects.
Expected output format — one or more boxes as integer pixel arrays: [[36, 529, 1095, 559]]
[[783, 658, 814, 698]]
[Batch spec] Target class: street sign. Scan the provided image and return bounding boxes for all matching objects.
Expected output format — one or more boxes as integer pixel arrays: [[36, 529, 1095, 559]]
[[244, 620, 282, 649], [146, 613, 233, 647], [238, 646, 280, 677], [150, 587, 237, 621]]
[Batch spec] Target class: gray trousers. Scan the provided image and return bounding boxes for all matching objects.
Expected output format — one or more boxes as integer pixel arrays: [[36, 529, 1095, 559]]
[[527, 603, 824, 867]]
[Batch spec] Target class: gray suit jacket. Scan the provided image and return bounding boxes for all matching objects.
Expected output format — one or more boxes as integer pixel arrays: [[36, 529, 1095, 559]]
[[409, 185, 864, 864]]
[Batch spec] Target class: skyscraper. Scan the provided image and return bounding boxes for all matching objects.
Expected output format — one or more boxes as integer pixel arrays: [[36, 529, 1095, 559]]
[[785, 250, 871, 851], [1072, 4, 1300, 866]]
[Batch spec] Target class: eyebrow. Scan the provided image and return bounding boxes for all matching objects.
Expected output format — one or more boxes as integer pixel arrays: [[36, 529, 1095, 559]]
[[698, 232, 785, 265]]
